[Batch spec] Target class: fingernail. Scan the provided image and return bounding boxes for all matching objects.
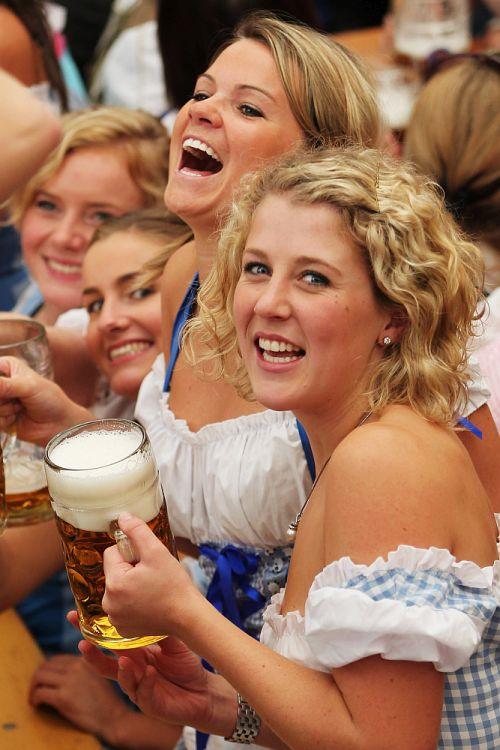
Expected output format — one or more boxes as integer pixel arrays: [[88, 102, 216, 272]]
[[119, 512, 132, 522]]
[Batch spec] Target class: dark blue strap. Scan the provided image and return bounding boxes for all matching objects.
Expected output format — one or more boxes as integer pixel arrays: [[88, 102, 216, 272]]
[[296, 419, 316, 481], [457, 416, 483, 439], [196, 544, 265, 750], [163, 273, 200, 392]]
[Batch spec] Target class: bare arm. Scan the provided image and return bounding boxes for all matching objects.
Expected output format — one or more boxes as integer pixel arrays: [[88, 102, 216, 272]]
[[458, 403, 500, 511], [0, 69, 61, 203], [0, 520, 62, 610]]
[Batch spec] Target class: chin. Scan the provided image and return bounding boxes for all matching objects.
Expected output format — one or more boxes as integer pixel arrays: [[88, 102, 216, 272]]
[[252, 387, 297, 414]]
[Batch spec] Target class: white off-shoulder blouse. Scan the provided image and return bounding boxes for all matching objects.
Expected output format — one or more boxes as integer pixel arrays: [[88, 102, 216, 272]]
[[261, 537, 500, 749]]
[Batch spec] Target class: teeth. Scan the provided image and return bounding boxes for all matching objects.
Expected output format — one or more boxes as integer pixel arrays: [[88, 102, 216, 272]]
[[259, 337, 301, 353], [183, 137, 221, 163], [262, 351, 301, 364], [47, 259, 81, 275], [109, 342, 150, 361]]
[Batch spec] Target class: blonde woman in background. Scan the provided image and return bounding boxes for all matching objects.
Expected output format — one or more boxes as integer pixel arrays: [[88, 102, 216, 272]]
[[6, 106, 169, 324], [405, 50, 500, 470]]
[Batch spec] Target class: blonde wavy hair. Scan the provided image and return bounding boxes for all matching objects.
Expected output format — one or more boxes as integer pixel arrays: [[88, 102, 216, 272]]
[[7, 107, 170, 225], [185, 147, 484, 425], [217, 12, 381, 148], [89, 207, 192, 287]]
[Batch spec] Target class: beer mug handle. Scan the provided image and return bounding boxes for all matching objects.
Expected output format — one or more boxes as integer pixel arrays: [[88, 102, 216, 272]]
[[112, 526, 138, 564]]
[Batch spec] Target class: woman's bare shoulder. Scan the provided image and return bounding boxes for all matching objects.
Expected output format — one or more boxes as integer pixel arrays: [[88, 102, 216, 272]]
[[322, 408, 474, 563]]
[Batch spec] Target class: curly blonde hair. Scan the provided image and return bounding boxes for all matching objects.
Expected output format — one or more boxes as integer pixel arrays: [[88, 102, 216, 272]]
[[185, 147, 484, 425], [7, 106, 169, 225]]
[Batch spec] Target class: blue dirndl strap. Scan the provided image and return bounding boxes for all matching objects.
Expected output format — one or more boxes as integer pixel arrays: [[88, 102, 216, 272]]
[[196, 543, 266, 750], [296, 419, 316, 481], [163, 273, 199, 392], [457, 416, 483, 439]]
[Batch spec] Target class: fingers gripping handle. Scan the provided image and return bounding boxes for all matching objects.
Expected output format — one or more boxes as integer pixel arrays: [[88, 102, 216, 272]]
[[110, 521, 138, 564]]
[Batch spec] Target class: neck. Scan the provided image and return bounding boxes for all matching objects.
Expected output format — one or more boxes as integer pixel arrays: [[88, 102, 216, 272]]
[[295, 397, 372, 469], [192, 226, 220, 283]]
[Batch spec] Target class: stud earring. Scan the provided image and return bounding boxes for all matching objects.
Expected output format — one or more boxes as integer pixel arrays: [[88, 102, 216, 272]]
[[383, 336, 392, 346]]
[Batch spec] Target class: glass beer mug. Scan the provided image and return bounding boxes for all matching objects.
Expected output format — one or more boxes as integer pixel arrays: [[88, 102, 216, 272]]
[[0, 319, 54, 526], [44, 418, 176, 649]]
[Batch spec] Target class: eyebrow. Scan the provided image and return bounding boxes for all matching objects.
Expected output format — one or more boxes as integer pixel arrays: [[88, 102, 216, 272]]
[[244, 248, 343, 277], [82, 272, 138, 297], [197, 73, 276, 103], [35, 189, 120, 210]]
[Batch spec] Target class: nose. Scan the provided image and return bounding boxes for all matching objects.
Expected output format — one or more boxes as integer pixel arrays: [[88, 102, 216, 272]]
[[253, 278, 292, 320], [188, 95, 223, 128], [51, 213, 91, 254], [96, 298, 129, 334]]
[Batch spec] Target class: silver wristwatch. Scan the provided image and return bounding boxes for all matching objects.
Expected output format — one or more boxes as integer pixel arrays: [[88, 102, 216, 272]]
[[224, 693, 261, 744]]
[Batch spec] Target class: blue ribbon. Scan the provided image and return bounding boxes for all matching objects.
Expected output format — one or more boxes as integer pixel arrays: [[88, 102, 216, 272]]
[[195, 544, 266, 750], [199, 543, 265, 629], [458, 416, 483, 439]]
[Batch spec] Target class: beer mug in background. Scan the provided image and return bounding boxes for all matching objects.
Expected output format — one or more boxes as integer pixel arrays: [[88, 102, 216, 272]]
[[394, 0, 470, 61], [0, 319, 54, 526], [45, 418, 176, 649]]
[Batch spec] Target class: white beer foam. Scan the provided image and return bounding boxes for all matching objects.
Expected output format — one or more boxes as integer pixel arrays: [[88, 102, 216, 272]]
[[5, 456, 46, 494], [46, 429, 162, 532]]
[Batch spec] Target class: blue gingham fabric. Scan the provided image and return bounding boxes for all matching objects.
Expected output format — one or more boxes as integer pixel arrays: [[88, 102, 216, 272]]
[[262, 545, 499, 749]]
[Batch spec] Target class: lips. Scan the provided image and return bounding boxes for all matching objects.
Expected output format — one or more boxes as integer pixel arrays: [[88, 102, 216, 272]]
[[108, 340, 153, 362], [45, 257, 82, 278], [256, 335, 305, 364], [179, 137, 223, 176]]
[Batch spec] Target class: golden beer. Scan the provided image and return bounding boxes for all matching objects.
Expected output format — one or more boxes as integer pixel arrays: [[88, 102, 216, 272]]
[[4, 451, 53, 526], [45, 419, 176, 649], [56, 503, 173, 648]]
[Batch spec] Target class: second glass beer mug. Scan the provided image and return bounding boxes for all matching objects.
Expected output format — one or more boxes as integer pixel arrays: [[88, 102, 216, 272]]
[[0, 319, 54, 526], [44, 418, 176, 649]]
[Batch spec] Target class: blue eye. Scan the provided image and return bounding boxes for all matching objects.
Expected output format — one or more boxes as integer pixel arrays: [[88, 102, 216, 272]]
[[35, 199, 57, 212], [239, 104, 263, 118], [243, 261, 269, 276], [301, 271, 329, 287], [129, 287, 155, 300], [93, 211, 113, 223], [86, 299, 103, 314]]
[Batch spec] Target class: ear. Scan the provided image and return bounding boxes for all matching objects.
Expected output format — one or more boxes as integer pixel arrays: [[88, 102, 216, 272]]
[[377, 308, 407, 348]]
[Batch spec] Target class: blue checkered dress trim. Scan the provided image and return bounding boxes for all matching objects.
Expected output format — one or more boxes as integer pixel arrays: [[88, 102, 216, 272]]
[[335, 566, 499, 748]]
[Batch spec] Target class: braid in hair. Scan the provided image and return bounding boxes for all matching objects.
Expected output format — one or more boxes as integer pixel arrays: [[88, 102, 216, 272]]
[[2, 0, 69, 111]]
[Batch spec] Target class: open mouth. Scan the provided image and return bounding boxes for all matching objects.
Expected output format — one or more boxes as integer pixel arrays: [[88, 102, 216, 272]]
[[257, 337, 305, 364], [108, 341, 152, 362], [180, 138, 223, 176]]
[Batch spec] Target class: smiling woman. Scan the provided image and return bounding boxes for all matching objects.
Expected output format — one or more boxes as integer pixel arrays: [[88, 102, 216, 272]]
[[6, 106, 170, 325]]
